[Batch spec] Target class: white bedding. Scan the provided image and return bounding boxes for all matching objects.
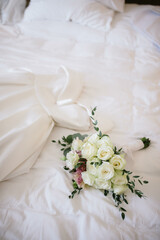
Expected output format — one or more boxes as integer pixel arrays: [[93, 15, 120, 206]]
[[0, 4, 160, 240]]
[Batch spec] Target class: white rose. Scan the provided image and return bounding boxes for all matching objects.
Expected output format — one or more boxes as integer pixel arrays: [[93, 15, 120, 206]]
[[81, 172, 95, 186], [66, 151, 79, 170], [98, 162, 115, 180], [94, 178, 111, 190], [97, 136, 113, 148], [113, 184, 128, 194], [81, 142, 97, 160], [71, 138, 83, 151], [111, 173, 127, 185], [88, 133, 99, 145], [83, 136, 89, 143], [110, 155, 126, 170], [97, 145, 114, 160], [87, 157, 100, 176]]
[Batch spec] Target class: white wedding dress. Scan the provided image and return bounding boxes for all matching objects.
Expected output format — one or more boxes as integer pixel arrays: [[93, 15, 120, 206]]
[[0, 66, 91, 181]]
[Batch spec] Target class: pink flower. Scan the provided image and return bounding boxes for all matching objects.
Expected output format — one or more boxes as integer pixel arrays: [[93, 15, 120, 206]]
[[74, 159, 86, 186]]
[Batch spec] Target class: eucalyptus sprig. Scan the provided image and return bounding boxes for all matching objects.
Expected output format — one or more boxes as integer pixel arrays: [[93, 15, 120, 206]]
[[90, 106, 109, 139], [104, 190, 128, 220], [90, 106, 99, 131], [69, 179, 83, 198], [103, 170, 149, 220], [125, 171, 149, 197], [52, 133, 87, 157]]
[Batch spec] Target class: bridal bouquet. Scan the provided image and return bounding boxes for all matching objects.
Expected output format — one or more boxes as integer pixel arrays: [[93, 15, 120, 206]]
[[52, 107, 150, 220]]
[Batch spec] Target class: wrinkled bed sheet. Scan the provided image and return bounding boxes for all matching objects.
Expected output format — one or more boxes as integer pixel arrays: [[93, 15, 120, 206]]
[[0, 4, 160, 240]]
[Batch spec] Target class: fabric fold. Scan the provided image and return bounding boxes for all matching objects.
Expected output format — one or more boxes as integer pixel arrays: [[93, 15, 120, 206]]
[[0, 66, 91, 181], [56, 66, 83, 106], [122, 139, 144, 160]]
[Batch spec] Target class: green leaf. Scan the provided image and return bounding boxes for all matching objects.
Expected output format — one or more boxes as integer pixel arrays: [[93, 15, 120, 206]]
[[143, 180, 149, 184], [117, 148, 122, 154], [74, 162, 83, 169], [121, 212, 125, 220], [133, 176, 140, 178], [123, 198, 128, 204], [72, 133, 88, 141], [102, 134, 109, 138], [120, 207, 127, 212], [123, 170, 132, 175], [138, 179, 143, 185], [68, 180, 83, 198], [70, 190, 77, 198], [140, 137, 151, 149], [90, 160, 102, 167], [115, 194, 120, 202], [66, 135, 73, 144], [69, 169, 76, 173], [135, 189, 143, 198], [52, 140, 56, 143], [112, 192, 116, 200], [127, 175, 130, 182], [64, 166, 69, 171], [91, 106, 97, 116], [78, 188, 83, 194], [63, 147, 71, 157], [98, 131, 102, 138], [104, 190, 109, 196], [113, 147, 122, 155], [127, 184, 133, 193], [72, 180, 78, 189], [94, 127, 99, 132], [62, 136, 67, 142]]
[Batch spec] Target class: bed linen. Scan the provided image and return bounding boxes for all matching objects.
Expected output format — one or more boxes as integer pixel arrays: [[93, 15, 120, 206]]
[[0, 0, 26, 25], [0, 4, 160, 240], [131, 6, 160, 48]]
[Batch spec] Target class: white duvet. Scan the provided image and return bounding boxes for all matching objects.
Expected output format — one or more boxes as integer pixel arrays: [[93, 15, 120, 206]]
[[0, 4, 160, 240]]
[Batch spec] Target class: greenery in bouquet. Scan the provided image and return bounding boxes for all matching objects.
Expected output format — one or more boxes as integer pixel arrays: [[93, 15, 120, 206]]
[[52, 107, 150, 220]]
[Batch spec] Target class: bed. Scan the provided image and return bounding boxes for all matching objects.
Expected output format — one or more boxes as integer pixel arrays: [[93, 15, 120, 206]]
[[0, 0, 160, 239]]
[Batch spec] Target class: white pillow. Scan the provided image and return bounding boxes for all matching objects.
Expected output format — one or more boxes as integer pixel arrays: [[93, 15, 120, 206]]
[[23, 0, 114, 32], [96, 0, 125, 12], [0, 0, 26, 25]]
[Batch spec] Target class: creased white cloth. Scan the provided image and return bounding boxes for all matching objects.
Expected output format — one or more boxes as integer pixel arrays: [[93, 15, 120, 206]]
[[0, 66, 92, 181], [122, 139, 144, 160], [131, 7, 160, 48]]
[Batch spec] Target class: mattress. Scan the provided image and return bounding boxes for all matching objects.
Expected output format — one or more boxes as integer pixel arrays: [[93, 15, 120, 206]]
[[0, 3, 160, 240]]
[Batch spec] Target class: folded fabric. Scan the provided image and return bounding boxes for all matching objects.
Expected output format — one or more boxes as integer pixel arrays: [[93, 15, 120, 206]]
[[95, 0, 125, 12], [122, 140, 144, 160], [0, 0, 26, 25], [0, 66, 91, 181], [131, 7, 160, 48]]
